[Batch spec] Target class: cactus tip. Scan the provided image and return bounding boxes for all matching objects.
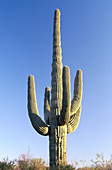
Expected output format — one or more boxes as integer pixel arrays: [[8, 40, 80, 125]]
[[77, 69, 82, 72], [28, 75, 34, 82], [64, 65, 69, 69], [28, 75, 34, 78], [77, 69, 82, 76], [54, 9, 60, 15], [63, 66, 70, 73], [45, 86, 50, 91]]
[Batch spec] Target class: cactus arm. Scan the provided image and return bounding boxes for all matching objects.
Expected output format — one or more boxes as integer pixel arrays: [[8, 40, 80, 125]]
[[67, 105, 81, 134], [28, 75, 49, 136], [44, 87, 50, 124], [60, 66, 71, 125], [70, 69, 83, 116]]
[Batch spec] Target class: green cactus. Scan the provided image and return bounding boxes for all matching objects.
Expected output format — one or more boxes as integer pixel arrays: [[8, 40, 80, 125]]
[[28, 9, 83, 169]]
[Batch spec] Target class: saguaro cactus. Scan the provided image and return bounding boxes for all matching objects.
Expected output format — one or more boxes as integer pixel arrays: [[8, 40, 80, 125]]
[[28, 9, 83, 169]]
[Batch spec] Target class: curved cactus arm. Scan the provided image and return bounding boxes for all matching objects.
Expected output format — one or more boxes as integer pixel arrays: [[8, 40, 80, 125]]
[[60, 66, 71, 125], [70, 69, 83, 116], [28, 75, 49, 136], [67, 105, 81, 134], [44, 87, 50, 125]]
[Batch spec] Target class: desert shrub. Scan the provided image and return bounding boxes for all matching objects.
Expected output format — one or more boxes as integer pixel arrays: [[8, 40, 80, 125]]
[[15, 152, 47, 170], [90, 153, 112, 170], [105, 155, 112, 169], [77, 153, 112, 170], [52, 164, 75, 170], [15, 153, 31, 170], [0, 157, 15, 170], [29, 158, 46, 169], [17, 160, 29, 169], [58, 164, 75, 169]]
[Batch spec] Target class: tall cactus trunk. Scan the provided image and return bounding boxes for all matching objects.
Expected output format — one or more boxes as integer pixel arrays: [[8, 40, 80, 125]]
[[49, 126, 67, 168], [50, 9, 62, 121], [49, 9, 67, 169]]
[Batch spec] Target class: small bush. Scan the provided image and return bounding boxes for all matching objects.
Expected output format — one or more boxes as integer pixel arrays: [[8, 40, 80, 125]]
[[15, 152, 46, 170], [0, 157, 15, 170], [58, 164, 75, 170]]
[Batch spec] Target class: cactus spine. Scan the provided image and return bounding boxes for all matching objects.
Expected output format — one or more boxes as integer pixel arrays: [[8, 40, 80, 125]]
[[28, 9, 83, 169]]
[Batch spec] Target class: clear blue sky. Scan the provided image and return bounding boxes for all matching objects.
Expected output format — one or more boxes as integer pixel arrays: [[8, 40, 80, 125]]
[[0, 0, 112, 166]]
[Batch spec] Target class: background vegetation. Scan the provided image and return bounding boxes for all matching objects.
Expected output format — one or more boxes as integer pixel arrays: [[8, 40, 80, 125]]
[[0, 152, 112, 170]]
